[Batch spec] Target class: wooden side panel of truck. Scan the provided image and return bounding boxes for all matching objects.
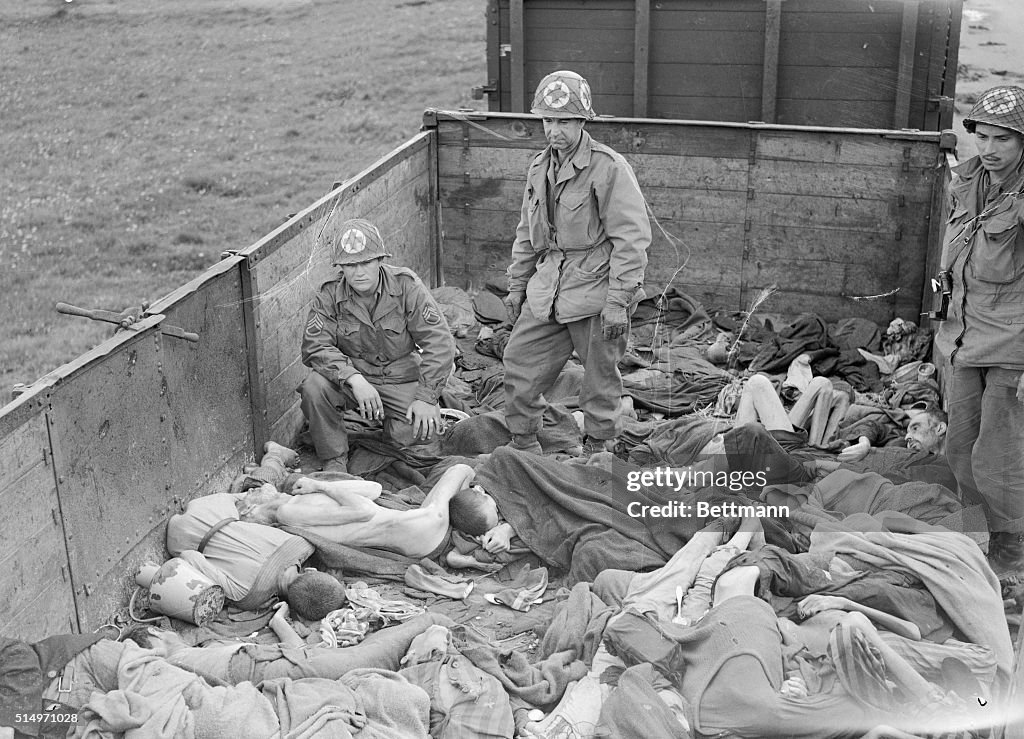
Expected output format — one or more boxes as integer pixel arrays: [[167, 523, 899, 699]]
[[482, 0, 962, 131], [0, 113, 950, 633]]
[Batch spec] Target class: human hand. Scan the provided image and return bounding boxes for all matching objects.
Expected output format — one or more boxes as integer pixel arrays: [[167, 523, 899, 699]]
[[780, 674, 808, 699], [797, 594, 848, 618], [503, 291, 526, 324], [289, 477, 320, 496], [400, 624, 450, 665], [347, 375, 383, 421], [406, 399, 442, 441], [600, 304, 628, 340], [481, 523, 513, 554], [837, 436, 870, 463]]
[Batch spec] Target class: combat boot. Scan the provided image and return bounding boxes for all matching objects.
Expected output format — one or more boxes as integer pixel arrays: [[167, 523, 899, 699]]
[[507, 433, 543, 455], [580, 436, 613, 457], [321, 455, 349, 474]]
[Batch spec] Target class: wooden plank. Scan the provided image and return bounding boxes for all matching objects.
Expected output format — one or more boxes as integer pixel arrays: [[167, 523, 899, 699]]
[[749, 160, 935, 202], [439, 178, 750, 223], [439, 148, 751, 191], [154, 264, 255, 499], [510, 0, 525, 113], [649, 64, 764, 98], [0, 526, 78, 641], [777, 32, 900, 68], [528, 28, 636, 63], [651, 6, 900, 35], [751, 192, 929, 234], [774, 99, 900, 130], [893, 0, 920, 128], [526, 1, 635, 29], [435, 117, 762, 159], [940, 1, 963, 131], [742, 225, 907, 269], [761, 0, 782, 124], [485, 0, 501, 112], [633, 0, 650, 118], [756, 131, 939, 168], [0, 411, 78, 639]]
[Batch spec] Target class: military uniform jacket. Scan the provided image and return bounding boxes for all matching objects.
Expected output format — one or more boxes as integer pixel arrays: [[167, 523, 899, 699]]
[[935, 156, 1024, 369], [507, 130, 652, 324], [301, 265, 455, 404]]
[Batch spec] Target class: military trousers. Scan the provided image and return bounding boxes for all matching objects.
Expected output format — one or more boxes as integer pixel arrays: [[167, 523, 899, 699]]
[[298, 372, 422, 461], [945, 364, 1024, 534], [503, 305, 626, 440]]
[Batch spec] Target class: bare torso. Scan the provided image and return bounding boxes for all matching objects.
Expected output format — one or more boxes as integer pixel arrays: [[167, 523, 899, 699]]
[[276, 492, 448, 558]]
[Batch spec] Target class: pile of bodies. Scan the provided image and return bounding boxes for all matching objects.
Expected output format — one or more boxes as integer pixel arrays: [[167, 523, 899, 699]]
[[4, 289, 1022, 739]]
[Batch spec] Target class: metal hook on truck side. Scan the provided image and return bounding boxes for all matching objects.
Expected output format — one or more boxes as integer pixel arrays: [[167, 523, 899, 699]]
[[55, 302, 199, 343]]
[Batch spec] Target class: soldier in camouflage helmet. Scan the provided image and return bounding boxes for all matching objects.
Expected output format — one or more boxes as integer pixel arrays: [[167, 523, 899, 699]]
[[502, 70, 652, 457], [934, 86, 1024, 570], [298, 219, 455, 472]]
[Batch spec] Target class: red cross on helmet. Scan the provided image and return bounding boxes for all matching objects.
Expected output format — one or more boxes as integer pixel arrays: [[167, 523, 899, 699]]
[[530, 70, 596, 120], [964, 86, 1024, 137], [331, 218, 393, 265]]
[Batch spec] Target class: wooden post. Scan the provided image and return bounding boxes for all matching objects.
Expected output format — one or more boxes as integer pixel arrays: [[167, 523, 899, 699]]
[[894, 0, 920, 129], [511, 0, 526, 113], [634, 0, 651, 117], [761, 0, 783, 124]]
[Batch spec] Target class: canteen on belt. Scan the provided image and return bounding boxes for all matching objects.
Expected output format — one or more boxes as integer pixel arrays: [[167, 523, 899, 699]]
[[135, 558, 225, 626]]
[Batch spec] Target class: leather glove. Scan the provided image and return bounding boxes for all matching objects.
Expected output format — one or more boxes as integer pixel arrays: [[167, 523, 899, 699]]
[[600, 304, 628, 340], [503, 291, 526, 324]]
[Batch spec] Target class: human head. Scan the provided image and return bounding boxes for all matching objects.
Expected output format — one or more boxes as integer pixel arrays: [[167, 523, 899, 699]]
[[963, 86, 1024, 181], [119, 623, 188, 654], [449, 484, 500, 536], [286, 571, 347, 621], [905, 408, 947, 454], [236, 485, 287, 526], [531, 70, 594, 153], [331, 219, 391, 293]]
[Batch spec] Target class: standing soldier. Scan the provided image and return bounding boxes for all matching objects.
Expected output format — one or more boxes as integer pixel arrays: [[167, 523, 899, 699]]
[[934, 86, 1024, 571], [298, 219, 455, 473], [502, 70, 652, 456]]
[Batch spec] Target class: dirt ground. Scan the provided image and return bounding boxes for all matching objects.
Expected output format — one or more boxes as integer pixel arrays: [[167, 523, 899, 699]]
[[3, 0, 1024, 389]]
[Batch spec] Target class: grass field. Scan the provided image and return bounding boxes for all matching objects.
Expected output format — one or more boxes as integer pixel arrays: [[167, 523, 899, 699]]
[[0, 0, 485, 387]]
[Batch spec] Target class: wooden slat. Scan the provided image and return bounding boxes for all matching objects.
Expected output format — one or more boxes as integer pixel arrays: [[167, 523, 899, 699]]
[[438, 147, 751, 191], [755, 131, 939, 168], [749, 160, 934, 201], [0, 411, 80, 641], [510, 0, 525, 113], [761, 0, 783, 124], [439, 177, 750, 222], [893, 0, 920, 128], [633, 0, 650, 117]]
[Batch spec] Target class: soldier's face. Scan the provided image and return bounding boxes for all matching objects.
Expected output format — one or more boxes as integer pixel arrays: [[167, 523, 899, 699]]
[[341, 258, 383, 295], [542, 117, 585, 151], [975, 123, 1024, 181]]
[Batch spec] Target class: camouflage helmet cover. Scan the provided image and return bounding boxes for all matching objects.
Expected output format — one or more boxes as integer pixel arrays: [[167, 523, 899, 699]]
[[963, 86, 1024, 137], [530, 70, 596, 120], [331, 218, 392, 265]]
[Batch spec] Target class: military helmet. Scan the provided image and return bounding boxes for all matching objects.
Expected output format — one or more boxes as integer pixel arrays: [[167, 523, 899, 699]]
[[963, 86, 1024, 137], [331, 218, 392, 266], [530, 70, 596, 120]]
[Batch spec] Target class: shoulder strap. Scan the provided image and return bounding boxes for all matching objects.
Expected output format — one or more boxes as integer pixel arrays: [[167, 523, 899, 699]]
[[197, 517, 236, 553]]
